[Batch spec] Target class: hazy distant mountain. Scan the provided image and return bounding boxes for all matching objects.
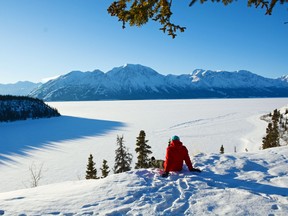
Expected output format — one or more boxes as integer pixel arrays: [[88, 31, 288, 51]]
[[0, 81, 41, 96], [29, 64, 288, 101]]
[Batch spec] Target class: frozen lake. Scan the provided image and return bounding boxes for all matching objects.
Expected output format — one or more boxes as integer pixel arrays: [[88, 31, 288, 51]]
[[0, 98, 287, 192], [49, 98, 288, 153]]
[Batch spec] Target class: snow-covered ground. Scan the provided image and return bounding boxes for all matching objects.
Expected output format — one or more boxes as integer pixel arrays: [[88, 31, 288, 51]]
[[0, 146, 287, 215], [0, 98, 288, 215], [0, 98, 287, 192]]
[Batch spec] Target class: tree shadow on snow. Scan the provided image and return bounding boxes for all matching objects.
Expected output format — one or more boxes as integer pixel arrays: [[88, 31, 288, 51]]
[[0, 115, 125, 163]]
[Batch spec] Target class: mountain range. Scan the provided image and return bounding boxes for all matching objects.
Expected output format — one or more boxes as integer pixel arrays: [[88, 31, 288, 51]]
[[0, 81, 41, 96], [1, 64, 288, 101]]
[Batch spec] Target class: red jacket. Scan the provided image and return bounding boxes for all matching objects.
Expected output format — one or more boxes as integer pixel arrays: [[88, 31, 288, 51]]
[[164, 140, 193, 172]]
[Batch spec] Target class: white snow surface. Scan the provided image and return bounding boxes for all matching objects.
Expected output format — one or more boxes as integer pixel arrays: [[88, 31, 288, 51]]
[[0, 98, 288, 215], [0, 147, 288, 215]]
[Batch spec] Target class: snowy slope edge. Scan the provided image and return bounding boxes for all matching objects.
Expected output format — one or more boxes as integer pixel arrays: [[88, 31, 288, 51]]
[[0, 146, 288, 215]]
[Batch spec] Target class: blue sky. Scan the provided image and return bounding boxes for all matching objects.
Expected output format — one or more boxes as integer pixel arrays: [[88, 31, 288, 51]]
[[0, 0, 287, 84]]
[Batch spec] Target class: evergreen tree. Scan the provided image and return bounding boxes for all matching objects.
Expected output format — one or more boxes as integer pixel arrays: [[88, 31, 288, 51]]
[[220, 145, 224, 154], [135, 130, 152, 169], [272, 122, 280, 147], [107, 0, 287, 38], [85, 154, 98, 179], [114, 135, 133, 174], [262, 123, 273, 149], [272, 109, 280, 122], [100, 159, 110, 178], [0, 95, 60, 122], [272, 110, 280, 147], [262, 109, 280, 149]]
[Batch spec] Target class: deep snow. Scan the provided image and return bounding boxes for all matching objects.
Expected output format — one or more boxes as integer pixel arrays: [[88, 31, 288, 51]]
[[0, 98, 288, 215], [0, 147, 287, 215], [0, 98, 288, 193]]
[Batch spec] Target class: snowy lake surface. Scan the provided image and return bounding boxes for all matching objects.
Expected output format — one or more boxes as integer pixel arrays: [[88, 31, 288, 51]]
[[0, 98, 287, 192]]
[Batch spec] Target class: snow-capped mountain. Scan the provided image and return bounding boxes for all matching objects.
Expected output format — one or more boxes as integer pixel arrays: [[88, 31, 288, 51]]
[[0, 81, 41, 96], [29, 64, 288, 101], [189, 69, 286, 88], [278, 75, 288, 82]]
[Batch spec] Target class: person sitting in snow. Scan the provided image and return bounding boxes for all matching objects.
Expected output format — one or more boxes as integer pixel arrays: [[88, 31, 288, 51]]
[[162, 135, 201, 177]]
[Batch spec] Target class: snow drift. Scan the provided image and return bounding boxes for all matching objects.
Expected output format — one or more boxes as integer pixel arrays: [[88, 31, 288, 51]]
[[0, 147, 287, 215]]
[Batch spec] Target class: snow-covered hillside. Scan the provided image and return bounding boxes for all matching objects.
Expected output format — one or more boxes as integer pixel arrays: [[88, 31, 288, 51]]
[[190, 69, 286, 88], [0, 98, 288, 215], [0, 146, 288, 215], [278, 75, 288, 82], [1, 98, 287, 191], [29, 64, 288, 101]]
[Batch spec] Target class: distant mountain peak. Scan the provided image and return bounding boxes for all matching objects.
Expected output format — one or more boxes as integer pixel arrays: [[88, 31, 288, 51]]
[[2, 64, 288, 100], [116, 63, 155, 71], [65, 70, 84, 76], [191, 69, 205, 76], [122, 63, 136, 68], [0, 81, 41, 96], [1, 64, 285, 101], [108, 64, 161, 77], [279, 75, 288, 82]]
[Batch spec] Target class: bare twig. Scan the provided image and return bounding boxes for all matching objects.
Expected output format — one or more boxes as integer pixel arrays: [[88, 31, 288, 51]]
[[29, 162, 44, 188]]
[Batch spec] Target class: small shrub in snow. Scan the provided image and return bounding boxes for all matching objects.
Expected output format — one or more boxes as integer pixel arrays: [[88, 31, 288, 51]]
[[29, 162, 44, 188], [100, 159, 110, 178], [220, 145, 224, 154]]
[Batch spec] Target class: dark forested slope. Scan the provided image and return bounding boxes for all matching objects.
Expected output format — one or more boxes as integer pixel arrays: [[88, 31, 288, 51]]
[[0, 95, 60, 122]]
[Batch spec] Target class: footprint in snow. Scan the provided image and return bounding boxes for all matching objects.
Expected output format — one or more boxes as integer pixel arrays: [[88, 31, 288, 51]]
[[81, 211, 94, 215], [82, 203, 99, 209], [47, 212, 61, 215], [5, 196, 25, 201], [62, 213, 74, 216], [271, 204, 280, 210]]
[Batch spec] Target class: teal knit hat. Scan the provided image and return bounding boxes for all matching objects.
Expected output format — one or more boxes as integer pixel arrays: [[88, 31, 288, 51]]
[[172, 135, 180, 141]]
